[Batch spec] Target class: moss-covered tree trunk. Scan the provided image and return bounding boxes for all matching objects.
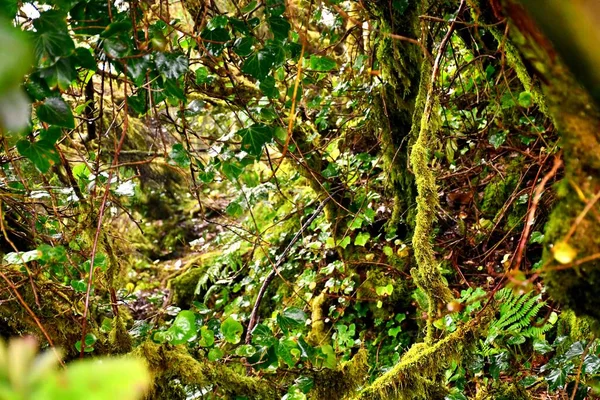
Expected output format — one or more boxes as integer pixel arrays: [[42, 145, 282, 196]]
[[363, 2, 425, 233], [496, 1, 600, 321]]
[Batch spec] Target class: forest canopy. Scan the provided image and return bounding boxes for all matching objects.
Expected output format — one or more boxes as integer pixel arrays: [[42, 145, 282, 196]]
[[1, 0, 600, 399]]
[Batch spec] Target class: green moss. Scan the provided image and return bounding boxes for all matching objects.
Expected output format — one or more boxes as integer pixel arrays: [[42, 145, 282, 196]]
[[170, 267, 204, 307], [480, 175, 518, 218], [357, 314, 491, 400], [307, 292, 329, 346], [309, 348, 369, 399], [133, 341, 279, 399], [475, 381, 532, 400], [409, 60, 454, 342], [542, 184, 600, 320]]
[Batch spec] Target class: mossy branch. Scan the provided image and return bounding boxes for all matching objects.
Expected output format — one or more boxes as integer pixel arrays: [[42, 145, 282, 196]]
[[409, 3, 464, 342], [134, 341, 280, 399], [355, 314, 490, 400]]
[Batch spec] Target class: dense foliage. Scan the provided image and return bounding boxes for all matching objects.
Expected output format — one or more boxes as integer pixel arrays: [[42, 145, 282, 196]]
[[2, 0, 600, 399]]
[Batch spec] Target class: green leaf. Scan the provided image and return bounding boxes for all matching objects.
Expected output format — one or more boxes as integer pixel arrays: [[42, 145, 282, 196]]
[[208, 347, 224, 361], [36, 97, 75, 128], [277, 338, 299, 367], [354, 232, 370, 246], [168, 143, 191, 168], [127, 55, 152, 87], [518, 91, 533, 108], [242, 50, 275, 80], [251, 323, 277, 347], [167, 310, 197, 345], [74, 333, 97, 353], [226, 201, 244, 218], [33, 29, 74, 67], [268, 16, 290, 42], [489, 351, 509, 380], [309, 55, 337, 71], [235, 344, 256, 357], [71, 279, 87, 293], [102, 37, 130, 58], [221, 316, 244, 344], [39, 57, 77, 90], [241, 1, 257, 13], [259, 76, 280, 99], [0, 22, 32, 93], [75, 47, 97, 70], [546, 367, 568, 391], [155, 52, 189, 80], [237, 124, 274, 157], [488, 130, 507, 149], [295, 376, 314, 394], [38, 356, 150, 399], [4, 249, 41, 264], [16, 138, 60, 173], [195, 67, 210, 84], [221, 160, 245, 181], [277, 307, 306, 334], [338, 236, 351, 249], [101, 20, 132, 38], [198, 326, 215, 347], [200, 27, 231, 56], [234, 36, 255, 57]]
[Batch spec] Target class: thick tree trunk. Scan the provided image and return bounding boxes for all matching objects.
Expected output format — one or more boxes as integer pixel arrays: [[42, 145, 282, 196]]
[[497, 1, 600, 320]]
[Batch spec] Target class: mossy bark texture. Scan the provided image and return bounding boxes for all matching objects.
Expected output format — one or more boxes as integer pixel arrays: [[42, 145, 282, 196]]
[[499, 1, 600, 320]]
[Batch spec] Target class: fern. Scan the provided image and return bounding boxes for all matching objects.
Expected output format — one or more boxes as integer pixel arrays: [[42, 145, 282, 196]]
[[486, 288, 551, 344]]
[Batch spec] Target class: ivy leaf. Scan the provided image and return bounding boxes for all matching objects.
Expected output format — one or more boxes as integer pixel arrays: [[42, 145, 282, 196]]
[[268, 16, 290, 42], [33, 29, 75, 67], [127, 55, 152, 87], [36, 97, 75, 128], [259, 76, 279, 99], [277, 338, 300, 367], [584, 354, 600, 374], [16, 138, 60, 173], [234, 36, 255, 57], [221, 160, 245, 181], [546, 367, 568, 391], [251, 323, 277, 347], [102, 37, 130, 59], [237, 124, 274, 157], [242, 50, 275, 80], [200, 27, 231, 56], [221, 316, 244, 344], [277, 307, 306, 334], [488, 130, 507, 149], [168, 143, 190, 167], [155, 52, 189, 80], [167, 310, 197, 345], [38, 57, 77, 90], [309, 55, 337, 72], [226, 201, 244, 218], [354, 232, 370, 246]]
